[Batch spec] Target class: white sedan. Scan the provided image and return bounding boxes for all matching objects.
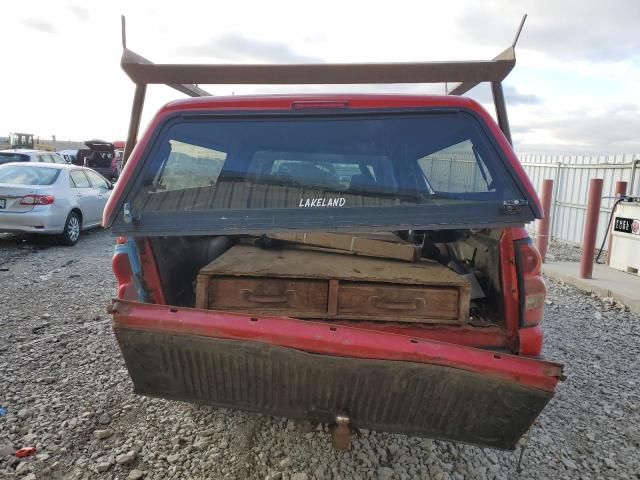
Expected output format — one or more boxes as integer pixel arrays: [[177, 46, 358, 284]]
[[0, 163, 112, 245]]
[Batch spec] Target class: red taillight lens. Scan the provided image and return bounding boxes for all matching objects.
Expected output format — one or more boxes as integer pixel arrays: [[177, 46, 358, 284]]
[[20, 194, 55, 205], [517, 242, 541, 274], [523, 276, 546, 325], [515, 240, 546, 327], [112, 249, 135, 299]]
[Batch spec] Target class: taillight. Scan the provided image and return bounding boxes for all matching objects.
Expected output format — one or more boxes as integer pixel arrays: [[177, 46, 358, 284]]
[[20, 194, 55, 205], [515, 239, 546, 327], [113, 237, 136, 300]]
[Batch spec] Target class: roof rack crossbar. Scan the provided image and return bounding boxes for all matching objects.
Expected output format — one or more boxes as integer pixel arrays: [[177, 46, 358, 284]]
[[123, 49, 211, 97], [445, 46, 515, 96], [121, 47, 516, 86]]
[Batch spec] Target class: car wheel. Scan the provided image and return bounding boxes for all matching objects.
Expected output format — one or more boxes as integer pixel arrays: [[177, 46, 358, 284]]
[[59, 211, 81, 246]]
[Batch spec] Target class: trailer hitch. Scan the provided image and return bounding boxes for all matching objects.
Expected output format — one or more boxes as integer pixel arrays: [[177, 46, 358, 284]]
[[331, 414, 353, 452]]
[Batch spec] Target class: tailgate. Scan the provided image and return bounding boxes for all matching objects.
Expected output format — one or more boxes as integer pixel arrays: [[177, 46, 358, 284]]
[[111, 300, 563, 450]]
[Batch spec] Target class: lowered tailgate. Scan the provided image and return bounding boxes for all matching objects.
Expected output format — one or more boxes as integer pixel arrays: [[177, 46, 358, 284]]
[[110, 300, 562, 450]]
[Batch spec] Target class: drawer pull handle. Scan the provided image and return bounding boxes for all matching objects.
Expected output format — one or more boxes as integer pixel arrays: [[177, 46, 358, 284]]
[[370, 297, 425, 311], [240, 289, 295, 304]]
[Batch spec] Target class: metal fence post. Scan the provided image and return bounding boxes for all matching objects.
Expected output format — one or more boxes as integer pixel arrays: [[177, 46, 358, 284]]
[[580, 179, 604, 279], [630, 158, 639, 196], [606, 181, 628, 264], [550, 160, 563, 241], [535, 179, 554, 262]]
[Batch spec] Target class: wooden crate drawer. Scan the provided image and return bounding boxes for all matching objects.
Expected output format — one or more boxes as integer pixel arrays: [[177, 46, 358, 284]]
[[197, 244, 471, 324], [205, 276, 328, 316], [337, 282, 463, 322]]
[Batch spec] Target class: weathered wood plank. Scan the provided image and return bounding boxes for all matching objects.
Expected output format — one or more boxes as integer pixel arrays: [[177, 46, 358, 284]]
[[267, 232, 420, 262], [328, 279, 339, 316], [200, 244, 465, 286]]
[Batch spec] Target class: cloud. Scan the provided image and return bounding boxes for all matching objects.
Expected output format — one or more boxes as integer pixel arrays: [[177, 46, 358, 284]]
[[177, 33, 322, 63], [546, 111, 640, 147], [459, 0, 640, 62], [513, 105, 640, 153], [608, 103, 639, 115], [504, 86, 541, 105], [21, 18, 57, 34], [467, 84, 542, 106], [68, 5, 89, 21]]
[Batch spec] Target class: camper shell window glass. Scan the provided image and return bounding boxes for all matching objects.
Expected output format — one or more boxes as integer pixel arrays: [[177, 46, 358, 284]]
[[114, 110, 536, 235], [153, 141, 226, 192], [417, 140, 494, 193]]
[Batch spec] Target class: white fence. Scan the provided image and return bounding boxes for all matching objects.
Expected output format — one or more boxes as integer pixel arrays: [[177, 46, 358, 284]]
[[520, 154, 640, 245]]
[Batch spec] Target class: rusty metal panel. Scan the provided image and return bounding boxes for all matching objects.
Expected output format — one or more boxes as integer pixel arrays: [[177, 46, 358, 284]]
[[121, 49, 211, 97], [121, 47, 516, 86]]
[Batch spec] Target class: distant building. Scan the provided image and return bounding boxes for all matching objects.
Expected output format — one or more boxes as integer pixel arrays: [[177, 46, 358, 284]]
[[10, 132, 35, 149]]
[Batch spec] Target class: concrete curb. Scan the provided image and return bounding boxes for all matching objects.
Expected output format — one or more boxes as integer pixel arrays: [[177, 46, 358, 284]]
[[543, 262, 640, 315]]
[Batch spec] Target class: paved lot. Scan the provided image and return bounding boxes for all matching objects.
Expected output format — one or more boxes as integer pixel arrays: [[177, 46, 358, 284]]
[[0, 230, 639, 479]]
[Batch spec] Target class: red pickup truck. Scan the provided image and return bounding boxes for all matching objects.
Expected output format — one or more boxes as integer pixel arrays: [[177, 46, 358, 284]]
[[104, 22, 563, 451]]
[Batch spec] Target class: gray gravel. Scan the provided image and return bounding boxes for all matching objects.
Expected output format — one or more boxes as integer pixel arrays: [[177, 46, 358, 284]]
[[544, 238, 609, 264], [1, 230, 639, 479], [545, 239, 584, 263]]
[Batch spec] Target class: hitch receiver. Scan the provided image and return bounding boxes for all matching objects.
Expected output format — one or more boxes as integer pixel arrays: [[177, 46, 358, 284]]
[[331, 414, 353, 452]]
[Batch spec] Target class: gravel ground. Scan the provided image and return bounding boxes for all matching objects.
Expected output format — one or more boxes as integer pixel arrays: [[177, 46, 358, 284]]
[[1, 230, 639, 480], [545, 240, 584, 263], [543, 239, 609, 264]]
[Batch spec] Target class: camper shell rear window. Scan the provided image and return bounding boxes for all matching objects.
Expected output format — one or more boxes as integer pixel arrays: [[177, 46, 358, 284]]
[[110, 108, 536, 235]]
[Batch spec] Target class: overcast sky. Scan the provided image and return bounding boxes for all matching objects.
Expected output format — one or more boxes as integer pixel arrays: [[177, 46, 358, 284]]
[[1, 0, 638, 154]]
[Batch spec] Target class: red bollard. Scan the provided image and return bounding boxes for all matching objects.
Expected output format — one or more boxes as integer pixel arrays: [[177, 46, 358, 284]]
[[606, 181, 628, 265], [580, 178, 604, 279], [535, 179, 554, 262]]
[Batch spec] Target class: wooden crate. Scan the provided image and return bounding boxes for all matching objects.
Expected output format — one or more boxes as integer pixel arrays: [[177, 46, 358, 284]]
[[196, 244, 470, 323]]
